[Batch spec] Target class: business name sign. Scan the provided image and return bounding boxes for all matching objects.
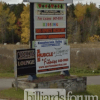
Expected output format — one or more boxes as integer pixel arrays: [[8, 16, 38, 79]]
[[37, 4, 64, 9], [36, 10, 65, 15], [34, 3, 66, 40], [36, 28, 66, 33], [35, 16, 66, 21], [36, 34, 65, 39], [36, 46, 70, 74], [14, 49, 36, 76], [33, 39, 68, 48]]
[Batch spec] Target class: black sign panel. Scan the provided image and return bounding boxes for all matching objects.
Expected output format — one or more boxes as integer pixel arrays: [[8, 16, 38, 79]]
[[14, 49, 36, 76]]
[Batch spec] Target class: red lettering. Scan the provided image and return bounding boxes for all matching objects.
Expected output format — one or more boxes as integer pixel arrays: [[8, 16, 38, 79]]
[[36, 29, 41, 33], [56, 23, 58, 26]]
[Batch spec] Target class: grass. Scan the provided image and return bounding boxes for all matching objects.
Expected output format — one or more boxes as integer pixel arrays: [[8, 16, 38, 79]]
[[0, 73, 14, 78], [0, 71, 100, 78], [0, 85, 100, 100], [72, 85, 100, 100], [0, 88, 24, 100]]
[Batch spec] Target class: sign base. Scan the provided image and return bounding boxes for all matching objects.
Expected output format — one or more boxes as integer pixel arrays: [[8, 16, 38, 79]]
[[27, 75, 37, 81], [63, 70, 70, 76]]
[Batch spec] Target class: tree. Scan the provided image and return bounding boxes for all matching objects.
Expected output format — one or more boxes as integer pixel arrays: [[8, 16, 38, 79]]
[[20, 4, 30, 43], [9, 3, 25, 21], [68, 4, 76, 18], [74, 3, 86, 21], [0, 2, 16, 43], [74, 2, 99, 42], [0, 2, 9, 43], [7, 11, 16, 43]]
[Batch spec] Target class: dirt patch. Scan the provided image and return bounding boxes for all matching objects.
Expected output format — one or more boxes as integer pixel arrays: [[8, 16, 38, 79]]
[[22, 75, 76, 83]]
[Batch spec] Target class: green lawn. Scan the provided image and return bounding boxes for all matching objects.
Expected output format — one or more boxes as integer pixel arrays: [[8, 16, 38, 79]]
[[0, 88, 24, 100], [0, 72, 100, 78], [0, 85, 100, 100]]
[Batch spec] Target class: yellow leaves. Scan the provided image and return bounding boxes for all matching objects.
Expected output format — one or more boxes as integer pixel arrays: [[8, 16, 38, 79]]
[[0, 2, 16, 31], [20, 4, 30, 43], [88, 35, 100, 42], [74, 3, 97, 21], [7, 12, 16, 30], [74, 3, 86, 21], [4, 8, 10, 16], [21, 27, 30, 43], [21, 4, 30, 28]]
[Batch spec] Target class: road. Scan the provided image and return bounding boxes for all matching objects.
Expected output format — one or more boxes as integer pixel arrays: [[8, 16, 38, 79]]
[[0, 76, 100, 90], [0, 78, 26, 90]]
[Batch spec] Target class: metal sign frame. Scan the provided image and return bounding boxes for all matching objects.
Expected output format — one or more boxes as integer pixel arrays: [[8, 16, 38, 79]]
[[23, 0, 70, 78], [23, 0, 72, 3]]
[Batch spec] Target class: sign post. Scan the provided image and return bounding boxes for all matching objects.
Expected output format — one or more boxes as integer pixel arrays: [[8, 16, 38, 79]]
[[14, 50, 18, 90], [28, 3, 37, 81], [63, 3, 70, 76]]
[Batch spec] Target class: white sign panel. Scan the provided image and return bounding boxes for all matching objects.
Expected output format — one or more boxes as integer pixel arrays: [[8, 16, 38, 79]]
[[34, 3, 66, 39], [33, 39, 68, 48], [36, 45, 70, 74]]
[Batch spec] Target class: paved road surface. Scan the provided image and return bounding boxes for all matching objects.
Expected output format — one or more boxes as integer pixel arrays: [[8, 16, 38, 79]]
[[0, 78, 14, 90], [0, 78, 26, 90], [87, 76, 100, 85], [0, 76, 100, 90]]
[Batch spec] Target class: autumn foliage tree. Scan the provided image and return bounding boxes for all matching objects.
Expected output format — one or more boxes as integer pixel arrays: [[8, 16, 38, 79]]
[[0, 2, 16, 43], [73, 2, 99, 42], [20, 4, 30, 43]]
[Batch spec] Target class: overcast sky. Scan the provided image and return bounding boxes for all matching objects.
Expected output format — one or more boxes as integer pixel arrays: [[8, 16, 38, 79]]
[[1, 0, 100, 7]]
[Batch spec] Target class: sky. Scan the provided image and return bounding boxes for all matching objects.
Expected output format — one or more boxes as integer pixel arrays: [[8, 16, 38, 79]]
[[0, 0, 100, 8]]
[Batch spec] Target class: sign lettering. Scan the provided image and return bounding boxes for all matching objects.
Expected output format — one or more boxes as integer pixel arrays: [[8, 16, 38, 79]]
[[36, 28, 65, 33], [32, 39, 68, 48], [36, 34, 65, 39], [37, 3, 64, 9], [43, 23, 58, 26], [35, 16, 65, 21], [37, 10, 64, 15]]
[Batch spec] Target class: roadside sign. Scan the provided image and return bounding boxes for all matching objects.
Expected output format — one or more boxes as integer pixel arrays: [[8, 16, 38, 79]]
[[36, 45, 70, 74], [14, 49, 36, 76], [34, 3, 66, 40], [32, 39, 68, 48]]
